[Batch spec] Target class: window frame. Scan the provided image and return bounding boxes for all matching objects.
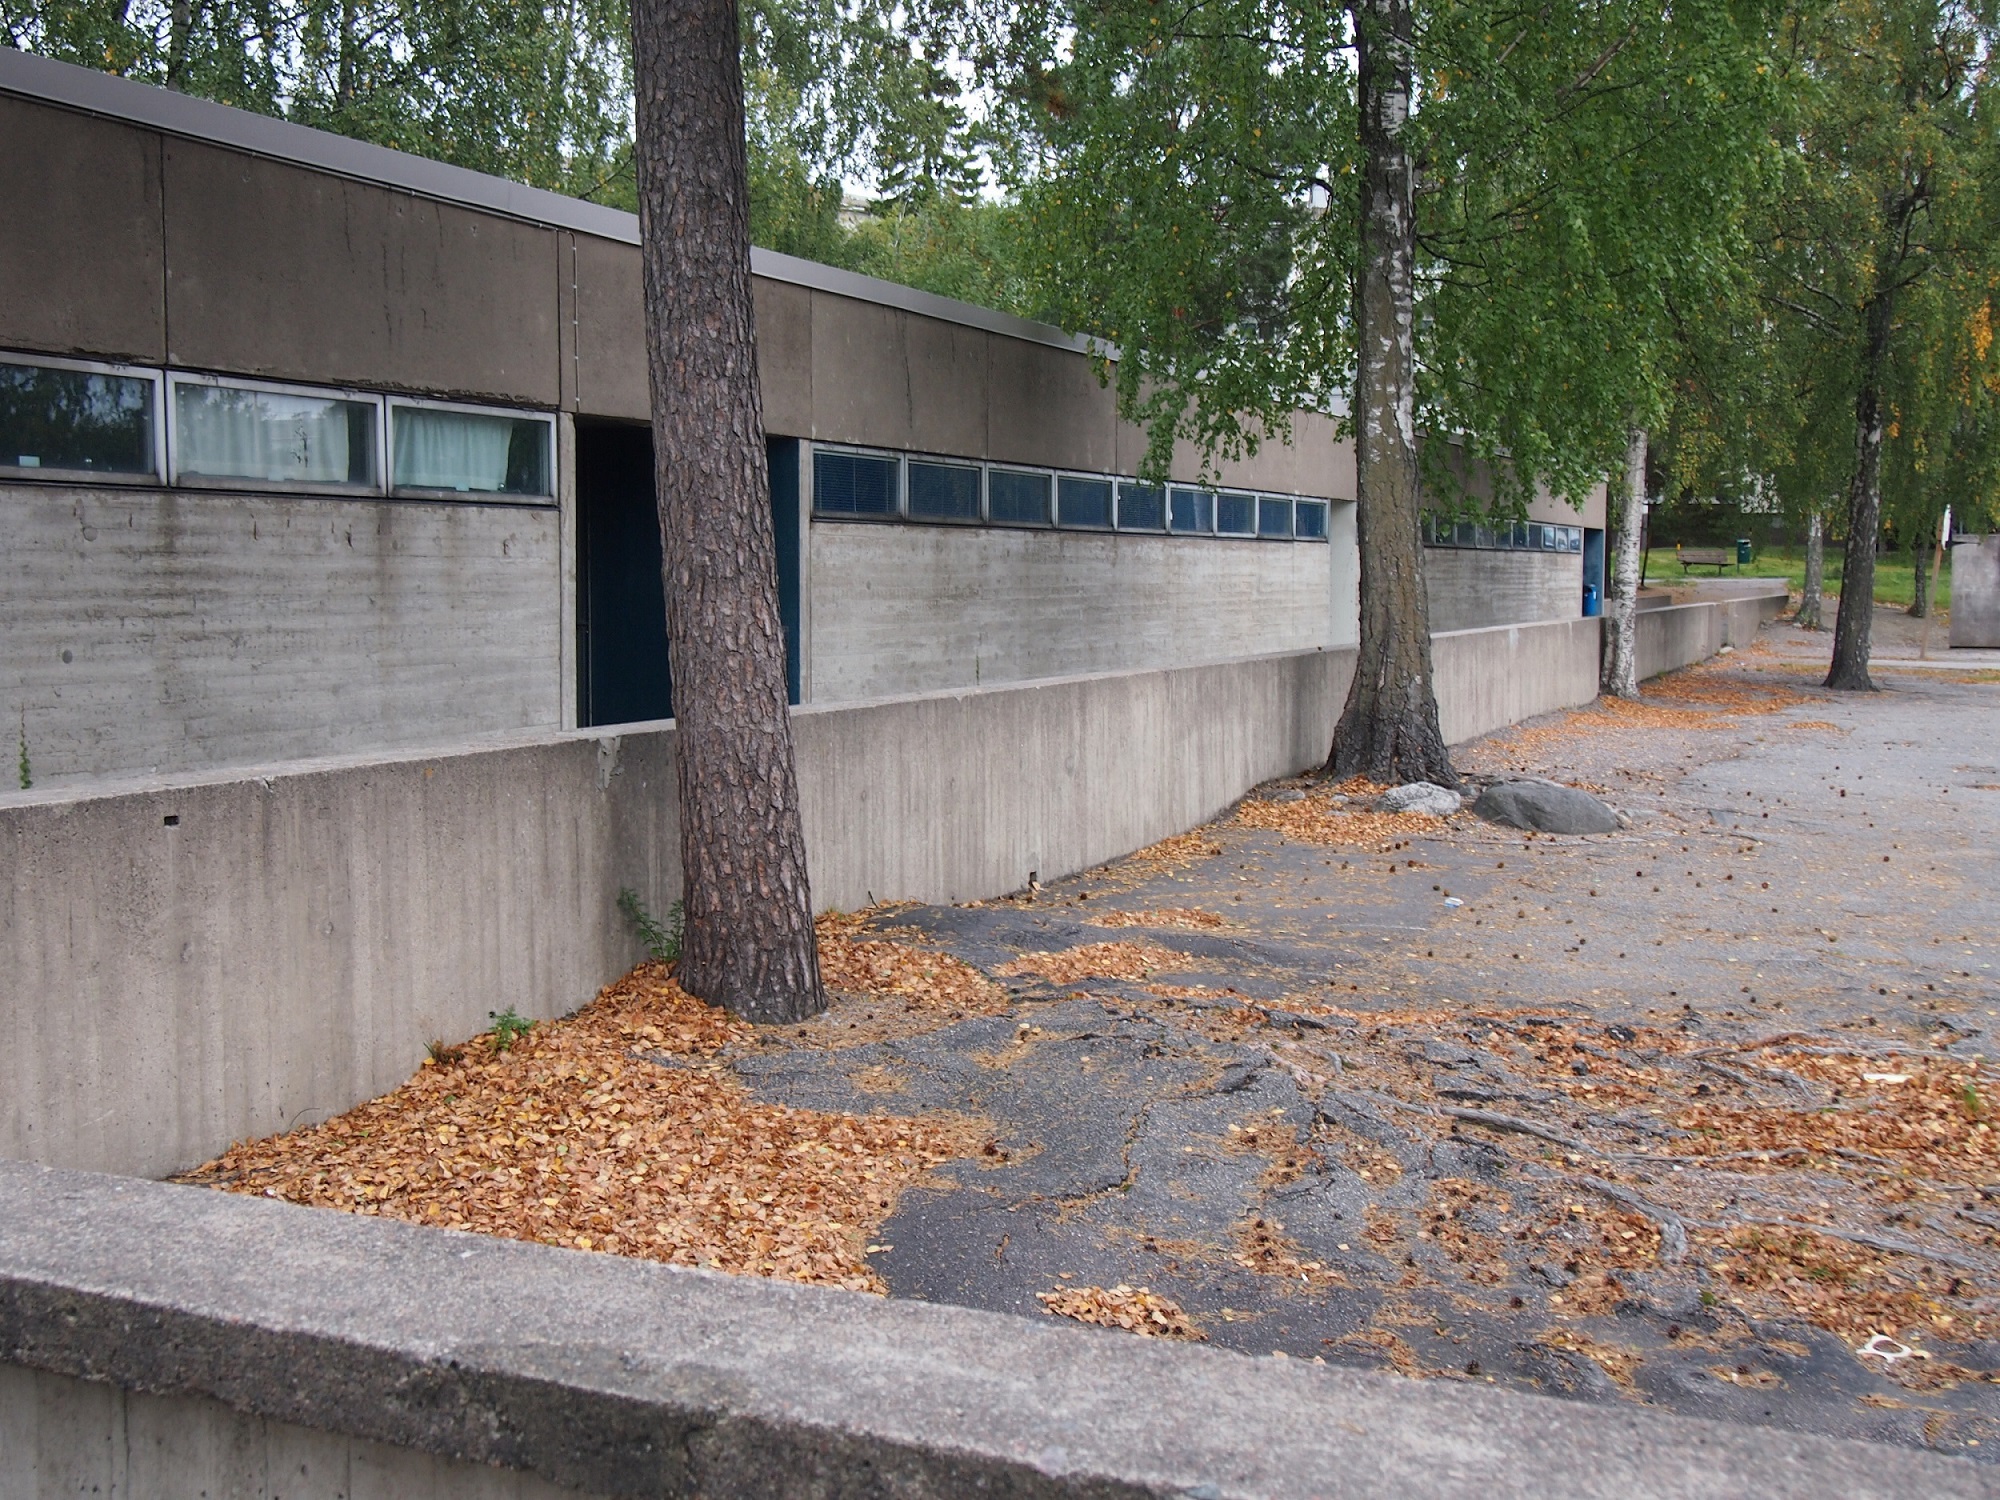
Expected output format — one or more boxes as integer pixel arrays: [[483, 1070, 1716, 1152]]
[[386, 394, 557, 505], [168, 369, 387, 495], [1054, 471, 1116, 531], [808, 441, 905, 522], [1114, 479, 1168, 533], [1257, 495, 1295, 540], [0, 349, 166, 485], [985, 464, 1056, 529], [1293, 499, 1330, 542], [905, 453, 986, 526], [1215, 490, 1258, 537]]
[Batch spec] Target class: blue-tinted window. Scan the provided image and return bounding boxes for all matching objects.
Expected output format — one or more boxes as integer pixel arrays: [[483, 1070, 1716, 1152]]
[[988, 468, 1051, 526], [1566, 526, 1584, 552], [1117, 482, 1165, 531], [814, 450, 898, 516], [1258, 497, 1293, 538], [1, 360, 156, 476], [1169, 487, 1214, 533], [1217, 491, 1256, 535], [1295, 500, 1327, 540], [908, 459, 980, 522], [1057, 475, 1112, 528]]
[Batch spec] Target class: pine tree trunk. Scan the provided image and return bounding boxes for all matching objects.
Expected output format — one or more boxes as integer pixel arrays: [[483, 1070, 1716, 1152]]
[[1600, 426, 1647, 698], [631, 0, 825, 1023], [1329, 0, 1453, 787], [1797, 509, 1824, 630], [1827, 289, 1895, 692]]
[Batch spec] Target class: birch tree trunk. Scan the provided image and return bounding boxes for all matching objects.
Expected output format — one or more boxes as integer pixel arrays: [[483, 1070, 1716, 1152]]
[[631, 0, 826, 1022], [1329, 0, 1454, 787], [1827, 287, 1896, 691], [1797, 509, 1825, 629], [1600, 426, 1647, 698]]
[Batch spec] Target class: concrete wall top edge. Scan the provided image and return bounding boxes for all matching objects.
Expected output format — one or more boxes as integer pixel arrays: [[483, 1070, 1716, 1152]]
[[0, 1161, 1983, 1500]]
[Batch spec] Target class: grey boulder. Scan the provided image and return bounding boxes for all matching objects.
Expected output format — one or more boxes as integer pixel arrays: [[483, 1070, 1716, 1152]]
[[1472, 779, 1618, 835], [1375, 781, 1463, 816]]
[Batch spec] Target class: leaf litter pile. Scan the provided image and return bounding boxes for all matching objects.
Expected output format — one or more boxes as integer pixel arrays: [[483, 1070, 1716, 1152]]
[[182, 926, 994, 1292]]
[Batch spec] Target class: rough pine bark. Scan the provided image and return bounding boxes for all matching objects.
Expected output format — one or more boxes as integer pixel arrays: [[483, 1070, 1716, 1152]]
[[631, 0, 825, 1022], [1827, 288, 1896, 692], [1797, 509, 1825, 630], [1329, 0, 1454, 787], [1600, 426, 1647, 698]]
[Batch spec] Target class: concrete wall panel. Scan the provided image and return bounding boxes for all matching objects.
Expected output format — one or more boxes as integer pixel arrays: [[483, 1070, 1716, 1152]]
[[905, 315, 990, 459], [805, 523, 1336, 700], [808, 294, 912, 450], [1425, 548, 1582, 633], [984, 337, 1117, 473], [4, 485, 562, 785], [571, 233, 648, 420], [755, 276, 814, 439], [163, 139, 561, 403], [0, 98, 165, 364]]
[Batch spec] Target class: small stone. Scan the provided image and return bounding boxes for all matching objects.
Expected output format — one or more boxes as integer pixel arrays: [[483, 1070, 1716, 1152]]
[[1374, 781, 1462, 816], [1271, 788, 1308, 803], [1472, 779, 1619, 835]]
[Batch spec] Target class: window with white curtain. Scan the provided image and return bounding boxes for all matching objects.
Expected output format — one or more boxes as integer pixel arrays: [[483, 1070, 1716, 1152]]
[[172, 377, 377, 488], [391, 402, 551, 497]]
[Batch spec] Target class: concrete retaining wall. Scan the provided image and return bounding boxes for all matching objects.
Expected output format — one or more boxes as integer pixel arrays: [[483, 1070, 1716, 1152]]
[[2, 593, 1780, 1182], [1432, 617, 1600, 744], [0, 1161, 1984, 1500]]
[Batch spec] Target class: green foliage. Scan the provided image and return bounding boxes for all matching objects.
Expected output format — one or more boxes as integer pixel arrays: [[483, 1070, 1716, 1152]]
[[486, 1006, 533, 1052], [982, 0, 1780, 499], [617, 886, 684, 964], [15, 712, 28, 792]]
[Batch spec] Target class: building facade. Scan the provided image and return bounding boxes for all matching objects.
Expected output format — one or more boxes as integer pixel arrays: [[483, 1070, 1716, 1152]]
[[0, 47, 1601, 787]]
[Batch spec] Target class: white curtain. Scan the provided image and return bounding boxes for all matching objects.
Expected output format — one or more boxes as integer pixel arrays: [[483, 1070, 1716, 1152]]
[[177, 386, 353, 483], [393, 406, 511, 491]]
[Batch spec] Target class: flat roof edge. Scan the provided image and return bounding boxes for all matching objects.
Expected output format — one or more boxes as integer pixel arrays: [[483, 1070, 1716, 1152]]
[[0, 46, 1100, 358]]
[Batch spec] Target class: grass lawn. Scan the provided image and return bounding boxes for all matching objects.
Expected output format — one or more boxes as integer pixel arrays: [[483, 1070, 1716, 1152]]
[[1644, 543, 1950, 611]]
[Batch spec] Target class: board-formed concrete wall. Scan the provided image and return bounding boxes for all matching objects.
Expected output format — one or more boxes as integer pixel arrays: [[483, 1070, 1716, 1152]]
[[806, 520, 1356, 700], [5, 484, 564, 784], [1424, 548, 1584, 634]]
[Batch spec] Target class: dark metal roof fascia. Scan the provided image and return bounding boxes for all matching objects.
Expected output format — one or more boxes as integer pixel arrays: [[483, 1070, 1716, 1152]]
[[0, 45, 1104, 359]]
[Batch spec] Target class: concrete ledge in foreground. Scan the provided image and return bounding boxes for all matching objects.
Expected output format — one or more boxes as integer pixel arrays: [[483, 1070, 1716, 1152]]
[[0, 1162, 1991, 1499]]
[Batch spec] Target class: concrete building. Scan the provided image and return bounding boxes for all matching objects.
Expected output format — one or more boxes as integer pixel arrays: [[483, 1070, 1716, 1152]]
[[0, 47, 1601, 788]]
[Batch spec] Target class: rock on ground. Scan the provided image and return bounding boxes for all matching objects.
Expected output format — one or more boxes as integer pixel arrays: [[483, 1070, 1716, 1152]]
[[1374, 782, 1462, 816], [1472, 778, 1618, 834]]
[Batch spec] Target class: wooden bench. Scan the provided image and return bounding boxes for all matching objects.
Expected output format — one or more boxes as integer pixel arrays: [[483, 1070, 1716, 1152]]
[[1676, 545, 1736, 573]]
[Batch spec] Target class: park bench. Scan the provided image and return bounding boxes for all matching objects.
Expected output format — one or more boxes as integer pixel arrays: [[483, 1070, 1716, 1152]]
[[1676, 544, 1736, 573]]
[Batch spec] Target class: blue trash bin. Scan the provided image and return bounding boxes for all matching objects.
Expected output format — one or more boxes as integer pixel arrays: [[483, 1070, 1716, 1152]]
[[1583, 582, 1601, 617]]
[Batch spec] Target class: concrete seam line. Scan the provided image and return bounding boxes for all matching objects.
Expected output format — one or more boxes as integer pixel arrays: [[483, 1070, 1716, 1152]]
[[0, 1163, 1991, 1500]]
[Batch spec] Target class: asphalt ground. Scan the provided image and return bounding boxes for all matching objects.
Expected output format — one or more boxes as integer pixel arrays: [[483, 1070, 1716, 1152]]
[[735, 612, 2000, 1460]]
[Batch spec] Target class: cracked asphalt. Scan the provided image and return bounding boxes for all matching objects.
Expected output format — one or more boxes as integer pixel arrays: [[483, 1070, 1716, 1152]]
[[729, 612, 2000, 1460]]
